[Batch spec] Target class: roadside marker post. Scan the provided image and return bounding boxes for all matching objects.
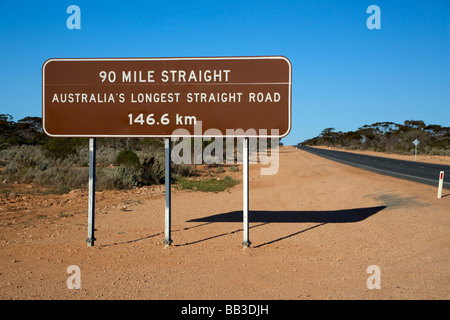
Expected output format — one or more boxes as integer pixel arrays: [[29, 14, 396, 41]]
[[437, 171, 444, 199], [413, 139, 420, 161], [86, 138, 96, 246], [164, 138, 173, 247]]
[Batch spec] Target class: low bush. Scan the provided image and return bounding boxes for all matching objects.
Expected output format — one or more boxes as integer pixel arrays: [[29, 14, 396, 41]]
[[177, 176, 239, 192], [41, 138, 86, 160], [96, 166, 140, 190], [0, 135, 201, 191], [115, 149, 140, 168]]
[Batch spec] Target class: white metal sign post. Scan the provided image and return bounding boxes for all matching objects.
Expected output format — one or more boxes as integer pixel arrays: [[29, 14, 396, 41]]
[[242, 138, 251, 248], [164, 138, 173, 247], [86, 138, 96, 246]]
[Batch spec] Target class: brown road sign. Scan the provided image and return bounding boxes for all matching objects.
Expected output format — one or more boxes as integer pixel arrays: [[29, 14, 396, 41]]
[[42, 56, 292, 137]]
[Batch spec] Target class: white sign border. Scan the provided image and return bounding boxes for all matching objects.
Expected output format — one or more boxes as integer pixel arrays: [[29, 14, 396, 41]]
[[42, 56, 292, 138]]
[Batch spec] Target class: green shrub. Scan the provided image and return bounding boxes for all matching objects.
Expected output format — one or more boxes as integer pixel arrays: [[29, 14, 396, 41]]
[[173, 164, 195, 177], [115, 150, 140, 168], [177, 176, 239, 192], [41, 138, 86, 160], [42, 186, 72, 195], [216, 166, 224, 173], [97, 147, 119, 166], [13, 145, 51, 175], [0, 146, 20, 167], [96, 166, 140, 190], [31, 165, 87, 189]]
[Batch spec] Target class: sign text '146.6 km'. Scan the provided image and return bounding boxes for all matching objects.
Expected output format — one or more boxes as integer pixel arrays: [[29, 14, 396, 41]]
[[128, 113, 197, 126]]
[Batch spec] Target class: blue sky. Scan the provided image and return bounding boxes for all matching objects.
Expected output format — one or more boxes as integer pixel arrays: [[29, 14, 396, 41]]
[[0, 0, 448, 145]]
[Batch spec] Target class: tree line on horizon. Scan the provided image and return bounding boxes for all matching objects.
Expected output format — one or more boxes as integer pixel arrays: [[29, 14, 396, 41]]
[[298, 120, 450, 155]]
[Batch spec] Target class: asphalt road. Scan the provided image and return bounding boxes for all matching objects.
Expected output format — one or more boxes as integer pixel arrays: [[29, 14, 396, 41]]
[[297, 146, 450, 190]]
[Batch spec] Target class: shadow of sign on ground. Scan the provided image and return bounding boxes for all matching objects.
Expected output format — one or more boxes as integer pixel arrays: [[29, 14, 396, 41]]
[[182, 206, 386, 247], [187, 206, 386, 224]]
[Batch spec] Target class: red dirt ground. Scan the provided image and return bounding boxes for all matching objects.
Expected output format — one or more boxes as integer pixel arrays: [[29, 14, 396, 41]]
[[0, 146, 448, 300]]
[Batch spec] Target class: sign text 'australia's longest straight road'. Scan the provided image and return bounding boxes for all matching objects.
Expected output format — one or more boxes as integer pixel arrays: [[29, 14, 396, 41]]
[[42, 56, 292, 138]]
